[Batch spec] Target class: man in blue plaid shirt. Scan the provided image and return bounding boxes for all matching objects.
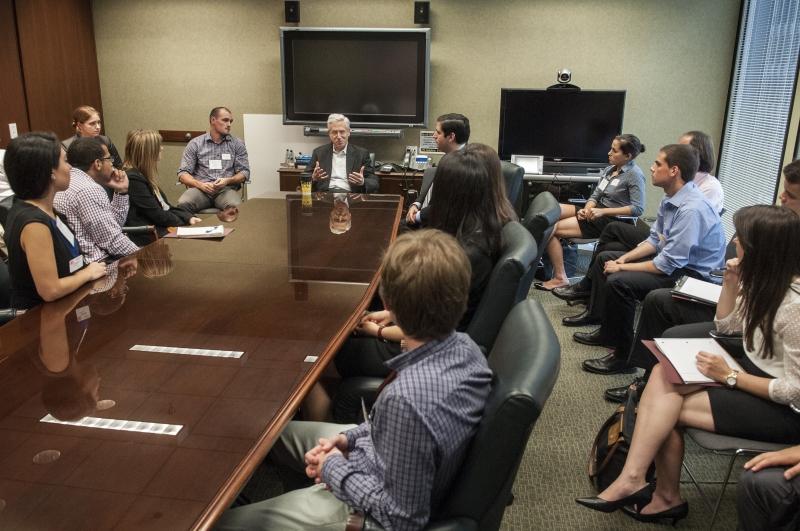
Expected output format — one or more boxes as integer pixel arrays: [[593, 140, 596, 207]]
[[217, 230, 492, 531], [177, 107, 250, 213]]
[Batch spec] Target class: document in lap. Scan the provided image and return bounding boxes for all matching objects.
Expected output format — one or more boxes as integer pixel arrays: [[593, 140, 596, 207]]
[[643, 338, 743, 385], [670, 276, 722, 306]]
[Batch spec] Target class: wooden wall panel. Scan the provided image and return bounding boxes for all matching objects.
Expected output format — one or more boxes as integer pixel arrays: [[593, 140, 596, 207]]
[[0, 0, 30, 148], [15, 0, 102, 140]]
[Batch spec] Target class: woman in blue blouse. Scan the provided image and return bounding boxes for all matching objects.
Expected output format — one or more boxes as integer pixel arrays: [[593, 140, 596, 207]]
[[538, 134, 646, 290]]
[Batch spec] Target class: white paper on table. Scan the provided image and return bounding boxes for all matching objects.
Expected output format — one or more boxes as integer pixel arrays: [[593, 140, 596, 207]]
[[654, 338, 743, 384], [176, 225, 224, 237]]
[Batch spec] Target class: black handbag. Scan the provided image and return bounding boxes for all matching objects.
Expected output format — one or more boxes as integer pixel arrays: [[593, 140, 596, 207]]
[[588, 380, 655, 492]]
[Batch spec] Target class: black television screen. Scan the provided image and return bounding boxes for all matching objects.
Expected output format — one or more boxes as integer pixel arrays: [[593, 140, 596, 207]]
[[281, 28, 430, 127], [498, 89, 626, 163]]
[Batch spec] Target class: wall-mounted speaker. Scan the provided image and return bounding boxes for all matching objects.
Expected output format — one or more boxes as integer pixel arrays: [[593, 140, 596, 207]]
[[414, 1, 430, 24], [285, 1, 300, 23]]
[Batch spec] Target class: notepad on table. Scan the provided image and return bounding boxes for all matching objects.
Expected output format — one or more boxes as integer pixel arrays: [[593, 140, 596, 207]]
[[175, 225, 225, 237], [670, 276, 722, 306], [642, 338, 743, 385]]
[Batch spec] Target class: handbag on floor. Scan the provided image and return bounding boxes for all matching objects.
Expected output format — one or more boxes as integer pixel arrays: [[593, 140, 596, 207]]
[[588, 380, 655, 491]]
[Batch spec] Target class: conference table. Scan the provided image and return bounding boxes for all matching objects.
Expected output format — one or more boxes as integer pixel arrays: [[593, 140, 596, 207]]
[[0, 193, 402, 530]]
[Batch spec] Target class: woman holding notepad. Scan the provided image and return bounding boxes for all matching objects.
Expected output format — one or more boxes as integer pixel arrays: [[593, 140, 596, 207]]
[[576, 205, 800, 523]]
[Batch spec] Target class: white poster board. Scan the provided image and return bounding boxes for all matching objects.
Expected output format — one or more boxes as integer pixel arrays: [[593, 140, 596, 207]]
[[243, 114, 324, 197]]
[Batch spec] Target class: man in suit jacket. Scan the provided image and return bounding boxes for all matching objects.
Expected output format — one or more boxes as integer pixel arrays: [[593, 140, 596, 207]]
[[305, 113, 378, 193], [406, 113, 470, 226]]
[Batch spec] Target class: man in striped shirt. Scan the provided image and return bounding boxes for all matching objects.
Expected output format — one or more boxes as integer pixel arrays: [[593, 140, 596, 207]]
[[217, 230, 492, 531]]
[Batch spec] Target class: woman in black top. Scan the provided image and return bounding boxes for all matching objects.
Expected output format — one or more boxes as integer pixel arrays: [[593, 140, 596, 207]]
[[61, 106, 123, 169], [123, 129, 200, 245], [334, 144, 513, 379], [3, 133, 106, 309]]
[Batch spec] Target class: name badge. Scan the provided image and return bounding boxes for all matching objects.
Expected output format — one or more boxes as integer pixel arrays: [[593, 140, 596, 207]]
[[221, 153, 232, 161], [55, 217, 76, 246], [610, 178, 620, 187], [597, 178, 610, 192], [68, 254, 84, 273], [209, 159, 223, 170], [75, 305, 92, 322]]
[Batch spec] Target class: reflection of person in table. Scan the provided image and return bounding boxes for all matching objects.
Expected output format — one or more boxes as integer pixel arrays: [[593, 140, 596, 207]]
[[176, 107, 250, 213], [329, 194, 352, 234], [216, 229, 492, 531], [36, 282, 100, 422]]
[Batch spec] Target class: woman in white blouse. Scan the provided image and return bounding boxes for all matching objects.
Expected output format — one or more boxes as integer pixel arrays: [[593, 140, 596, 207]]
[[679, 130, 724, 214], [576, 204, 800, 523]]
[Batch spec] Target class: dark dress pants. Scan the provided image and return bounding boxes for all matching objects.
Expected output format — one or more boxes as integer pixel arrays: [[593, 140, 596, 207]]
[[576, 220, 651, 290], [737, 467, 800, 531], [593, 260, 684, 360], [626, 288, 718, 370]]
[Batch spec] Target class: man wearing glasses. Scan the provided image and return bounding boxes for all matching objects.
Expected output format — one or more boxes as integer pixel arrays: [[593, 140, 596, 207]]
[[54, 137, 138, 262]]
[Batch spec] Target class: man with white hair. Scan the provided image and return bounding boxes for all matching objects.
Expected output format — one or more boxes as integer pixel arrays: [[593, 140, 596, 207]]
[[304, 113, 378, 193]]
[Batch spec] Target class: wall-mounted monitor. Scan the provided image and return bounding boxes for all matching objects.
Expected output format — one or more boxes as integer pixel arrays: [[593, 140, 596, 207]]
[[281, 27, 431, 128], [498, 89, 626, 164]]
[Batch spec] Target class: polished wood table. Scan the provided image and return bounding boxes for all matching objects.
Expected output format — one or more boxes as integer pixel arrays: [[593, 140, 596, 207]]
[[0, 194, 402, 530]]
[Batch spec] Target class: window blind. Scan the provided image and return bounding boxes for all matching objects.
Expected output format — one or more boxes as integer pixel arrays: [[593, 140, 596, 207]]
[[718, 0, 800, 237]]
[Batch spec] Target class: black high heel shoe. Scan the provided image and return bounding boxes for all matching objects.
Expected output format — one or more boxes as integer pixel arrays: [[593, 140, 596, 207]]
[[575, 484, 652, 513], [622, 501, 689, 526]]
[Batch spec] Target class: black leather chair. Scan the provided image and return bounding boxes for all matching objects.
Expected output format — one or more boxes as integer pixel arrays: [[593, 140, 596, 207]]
[[357, 298, 561, 531], [521, 191, 560, 257], [333, 221, 538, 423], [500, 161, 524, 212], [465, 221, 537, 353]]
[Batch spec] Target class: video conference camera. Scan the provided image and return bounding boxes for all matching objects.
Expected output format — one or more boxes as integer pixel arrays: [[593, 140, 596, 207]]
[[557, 68, 572, 84]]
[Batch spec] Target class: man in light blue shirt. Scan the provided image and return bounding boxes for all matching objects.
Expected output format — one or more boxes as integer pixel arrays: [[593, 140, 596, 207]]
[[576, 144, 726, 375]]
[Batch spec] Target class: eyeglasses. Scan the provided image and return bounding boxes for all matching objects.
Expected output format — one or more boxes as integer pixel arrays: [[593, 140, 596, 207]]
[[99, 156, 113, 162]]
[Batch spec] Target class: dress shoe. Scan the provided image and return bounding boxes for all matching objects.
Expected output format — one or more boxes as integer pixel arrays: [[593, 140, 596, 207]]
[[604, 384, 629, 403], [572, 328, 605, 346], [575, 484, 652, 514], [552, 283, 591, 302], [562, 309, 600, 327], [605, 377, 646, 403], [582, 352, 635, 375], [622, 501, 688, 525]]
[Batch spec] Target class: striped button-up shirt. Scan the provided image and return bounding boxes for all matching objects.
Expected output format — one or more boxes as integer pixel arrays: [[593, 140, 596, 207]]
[[54, 168, 139, 262], [177, 133, 250, 183], [322, 332, 492, 531]]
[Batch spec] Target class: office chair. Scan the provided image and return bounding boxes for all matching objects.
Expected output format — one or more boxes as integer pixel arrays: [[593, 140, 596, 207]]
[[500, 161, 524, 212], [349, 299, 561, 531], [682, 429, 789, 530], [333, 221, 538, 424]]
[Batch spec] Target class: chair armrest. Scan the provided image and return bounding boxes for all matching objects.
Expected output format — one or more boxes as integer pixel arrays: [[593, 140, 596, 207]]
[[567, 198, 587, 207], [0, 308, 24, 326]]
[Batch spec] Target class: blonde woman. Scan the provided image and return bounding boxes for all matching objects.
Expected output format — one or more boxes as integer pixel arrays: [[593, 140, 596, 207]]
[[123, 130, 200, 245]]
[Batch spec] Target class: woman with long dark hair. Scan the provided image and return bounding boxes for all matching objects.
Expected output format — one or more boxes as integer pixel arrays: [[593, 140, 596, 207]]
[[334, 144, 512, 379], [576, 205, 800, 523]]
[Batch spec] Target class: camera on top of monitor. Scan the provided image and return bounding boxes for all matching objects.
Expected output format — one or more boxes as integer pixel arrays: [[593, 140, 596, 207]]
[[557, 68, 572, 84]]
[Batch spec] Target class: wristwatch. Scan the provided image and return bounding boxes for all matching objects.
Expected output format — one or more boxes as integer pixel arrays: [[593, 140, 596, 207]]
[[725, 369, 740, 389]]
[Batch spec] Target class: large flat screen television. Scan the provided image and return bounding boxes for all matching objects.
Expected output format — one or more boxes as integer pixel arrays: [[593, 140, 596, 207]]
[[281, 27, 430, 128], [498, 89, 626, 164]]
